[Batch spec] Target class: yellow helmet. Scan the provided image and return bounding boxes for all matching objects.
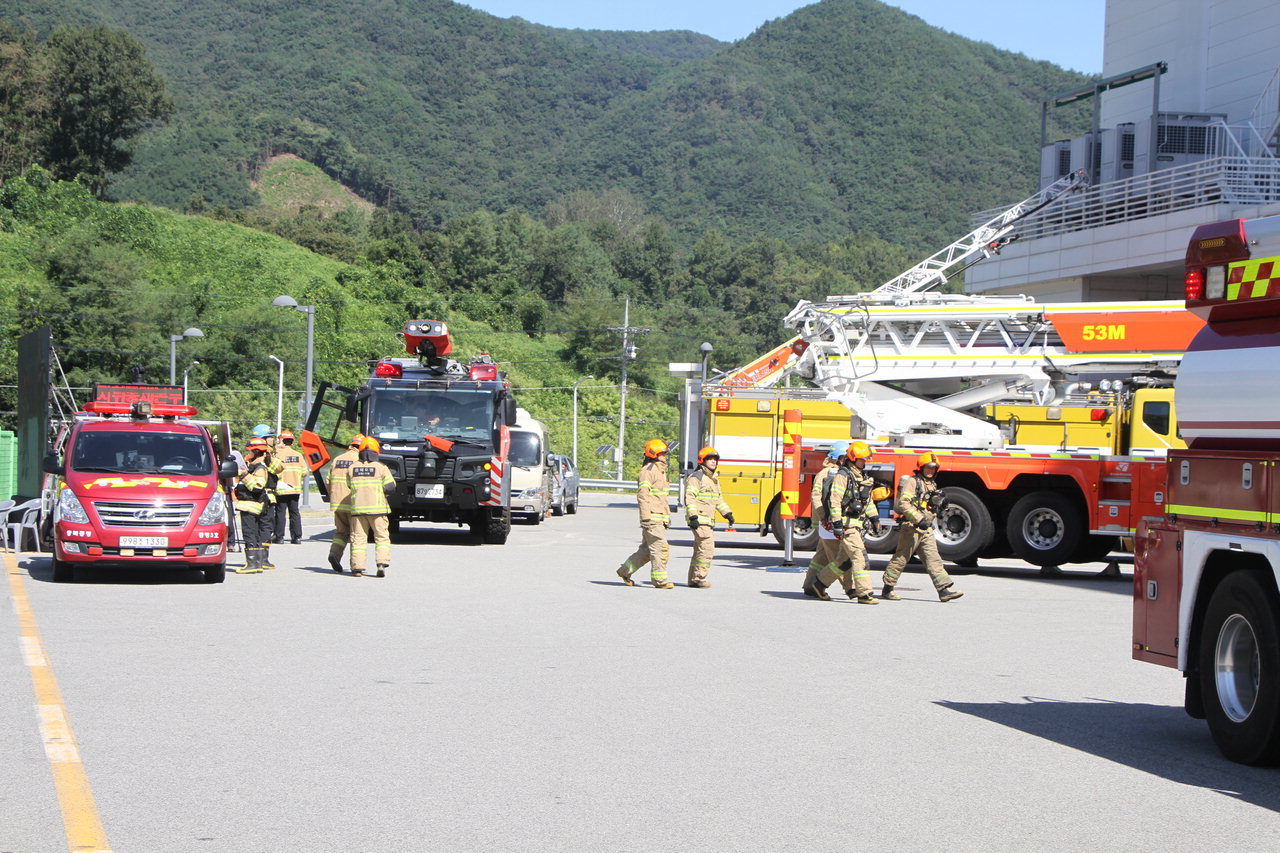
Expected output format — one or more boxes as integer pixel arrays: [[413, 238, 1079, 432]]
[[644, 439, 669, 459], [917, 451, 941, 470], [360, 436, 382, 454], [848, 440, 872, 461], [870, 486, 892, 503]]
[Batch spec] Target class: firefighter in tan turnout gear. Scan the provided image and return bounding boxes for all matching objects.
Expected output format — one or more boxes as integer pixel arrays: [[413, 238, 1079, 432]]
[[326, 433, 365, 573], [273, 429, 307, 544], [802, 442, 848, 600], [337, 436, 394, 577], [804, 441, 885, 604], [882, 451, 964, 602], [617, 439, 675, 589], [684, 446, 734, 588]]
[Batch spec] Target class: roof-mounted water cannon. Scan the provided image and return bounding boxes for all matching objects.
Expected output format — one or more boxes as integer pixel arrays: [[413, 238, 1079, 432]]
[[400, 320, 453, 363]]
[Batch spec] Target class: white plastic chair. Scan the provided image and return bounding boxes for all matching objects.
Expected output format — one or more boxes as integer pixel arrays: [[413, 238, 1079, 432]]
[[4, 499, 42, 554], [0, 500, 19, 551]]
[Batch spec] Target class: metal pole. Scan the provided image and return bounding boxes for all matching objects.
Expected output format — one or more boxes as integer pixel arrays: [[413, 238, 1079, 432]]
[[302, 306, 315, 508], [169, 336, 178, 385], [573, 375, 593, 469], [616, 298, 629, 482], [268, 355, 284, 436]]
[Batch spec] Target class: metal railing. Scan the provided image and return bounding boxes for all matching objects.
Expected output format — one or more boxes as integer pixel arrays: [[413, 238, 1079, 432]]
[[1252, 64, 1280, 147], [973, 155, 1280, 243], [580, 478, 637, 491]]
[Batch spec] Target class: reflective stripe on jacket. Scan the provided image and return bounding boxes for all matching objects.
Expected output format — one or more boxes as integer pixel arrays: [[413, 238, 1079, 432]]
[[636, 459, 671, 523], [684, 466, 730, 525], [810, 463, 835, 526], [327, 448, 360, 508], [237, 462, 270, 515], [274, 444, 307, 494], [895, 472, 940, 525], [341, 461, 394, 515], [829, 466, 880, 528]]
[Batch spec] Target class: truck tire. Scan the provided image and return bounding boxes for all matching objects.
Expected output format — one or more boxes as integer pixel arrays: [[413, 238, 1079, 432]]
[[934, 487, 994, 564], [1198, 570, 1280, 765], [477, 508, 510, 545], [863, 524, 899, 554], [51, 556, 73, 583], [203, 563, 226, 584], [768, 503, 818, 551], [1006, 491, 1083, 568], [1070, 534, 1119, 565]]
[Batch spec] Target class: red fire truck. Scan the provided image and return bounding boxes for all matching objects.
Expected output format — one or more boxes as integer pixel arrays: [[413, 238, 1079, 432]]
[[1133, 214, 1280, 764], [42, 386, 237, 583]]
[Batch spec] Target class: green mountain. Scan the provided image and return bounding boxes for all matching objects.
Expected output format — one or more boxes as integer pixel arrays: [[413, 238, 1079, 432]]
[[2, 0, 1090, 251]]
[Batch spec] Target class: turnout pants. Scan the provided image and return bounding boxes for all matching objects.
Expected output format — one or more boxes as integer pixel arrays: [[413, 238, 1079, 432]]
[[349, 514, 391, 572], [329, 509, 351, 564], [274, 493, 302, 542], [883, 524, 953, 590], [688, 525, 715, 585], [619, 520, 670, 584]]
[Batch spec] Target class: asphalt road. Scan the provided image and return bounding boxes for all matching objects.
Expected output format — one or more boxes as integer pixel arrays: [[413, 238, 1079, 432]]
[[4, 493, 1280, 852]]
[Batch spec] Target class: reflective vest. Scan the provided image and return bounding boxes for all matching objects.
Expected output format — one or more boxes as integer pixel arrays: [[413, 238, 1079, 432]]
[[235, 462, 270, 516]]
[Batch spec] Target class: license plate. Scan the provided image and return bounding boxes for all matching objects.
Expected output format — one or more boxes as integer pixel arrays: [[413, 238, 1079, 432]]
[[120, 536, 167, 548], [415, 483, 445, 499]]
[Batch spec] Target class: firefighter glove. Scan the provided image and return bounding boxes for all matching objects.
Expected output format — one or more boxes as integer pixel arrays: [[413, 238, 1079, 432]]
[[915, 519, 932, 531], [688, 518, 700, 530], [831, 522, 844, 539], [725, 513, 735, 526]]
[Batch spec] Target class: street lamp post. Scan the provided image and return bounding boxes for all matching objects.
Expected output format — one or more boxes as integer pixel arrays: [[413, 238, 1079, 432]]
[[572, 375, 594, 469], [272, 295, 315, 507], [168, 327, 204, 384], [267, 355, 285, 437]]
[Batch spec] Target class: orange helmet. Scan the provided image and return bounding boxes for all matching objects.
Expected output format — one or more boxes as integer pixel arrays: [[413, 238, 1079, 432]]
[[697, 446, 720, 465], [644, 439, 669, 459], [917, 451, 941, 469], [246, 437, 269, 453], [360, 436, 382, 454], [347, 432, 366, 449], [847, 440, 872, 462], [279, 429, 294, 440]]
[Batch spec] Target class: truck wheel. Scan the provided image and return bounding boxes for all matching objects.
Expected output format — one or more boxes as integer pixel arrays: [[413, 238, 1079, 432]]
[[1070, 534, 1119, 565], [1006, 491, 1083, 567], [864, 524, 899, 554], [480, 508, 510, 545], [51, 556, 73, 583], [934, 487, 994, 564], [203, 563, 226, 584], [768, 503, 818, 551], [389, 515, 401, 534], [1198, 571, 1280, 765]]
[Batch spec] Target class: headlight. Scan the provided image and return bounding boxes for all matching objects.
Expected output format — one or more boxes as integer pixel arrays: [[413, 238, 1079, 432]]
[[58, 488, 89, 524], [197, 490, 227, 526], [522, 488, 545, 498]]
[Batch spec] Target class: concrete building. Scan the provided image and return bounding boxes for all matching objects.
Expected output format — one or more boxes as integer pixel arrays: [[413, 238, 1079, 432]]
[[966, 0, 1280, 301]]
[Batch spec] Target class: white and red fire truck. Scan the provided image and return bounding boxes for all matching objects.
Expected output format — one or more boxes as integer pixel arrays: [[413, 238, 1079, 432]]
[[1133, 213, 1280, 765]]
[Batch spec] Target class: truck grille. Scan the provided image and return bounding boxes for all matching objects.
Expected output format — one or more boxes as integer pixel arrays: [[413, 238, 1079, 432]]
[[93, 501, 194, 528]]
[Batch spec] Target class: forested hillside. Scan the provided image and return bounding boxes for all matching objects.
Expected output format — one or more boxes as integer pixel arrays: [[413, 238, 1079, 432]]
[[1, 0, 1091, 250]]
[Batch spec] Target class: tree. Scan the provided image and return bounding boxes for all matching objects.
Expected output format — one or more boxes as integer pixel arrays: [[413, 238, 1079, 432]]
[[41, 26, 173, 196], [0, 23, 48, 182]]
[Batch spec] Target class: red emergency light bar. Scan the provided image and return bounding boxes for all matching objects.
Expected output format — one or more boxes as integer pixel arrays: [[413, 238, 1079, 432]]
[[83, 401, 197, 418], [401, 320, 453, 359], [469, 362, 498, 381], [374, 361, 403, 378]]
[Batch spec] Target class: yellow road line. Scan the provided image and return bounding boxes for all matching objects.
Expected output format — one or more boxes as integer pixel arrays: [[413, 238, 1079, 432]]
[[4, 552, 112, 853]]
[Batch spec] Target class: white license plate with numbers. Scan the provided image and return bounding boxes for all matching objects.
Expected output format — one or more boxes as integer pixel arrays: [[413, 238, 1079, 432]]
[[119, 536, 167, 548], [415, 484, 445, 499]]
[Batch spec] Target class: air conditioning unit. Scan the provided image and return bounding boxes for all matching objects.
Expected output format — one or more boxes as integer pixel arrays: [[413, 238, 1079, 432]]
[[1133, 113, 1228, 175], [1098, 123, 1136, 184], [1040, 140, 1072, 189], [1070, 132, 1100, 180]]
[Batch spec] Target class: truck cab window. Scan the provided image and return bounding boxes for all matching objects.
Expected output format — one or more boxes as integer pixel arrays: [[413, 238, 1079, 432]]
[[1142, 401, 1171, 437]]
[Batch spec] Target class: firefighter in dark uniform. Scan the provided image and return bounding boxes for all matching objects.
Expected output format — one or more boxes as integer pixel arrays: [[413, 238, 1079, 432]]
[[273, 429, 307, 544], [234, 438, 273, 574], [326, 433, 364, 572], [881, 451, 964, 602]]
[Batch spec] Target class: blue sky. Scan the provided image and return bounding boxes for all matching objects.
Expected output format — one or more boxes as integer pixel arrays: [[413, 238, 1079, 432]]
[[461, 0, 1105, 73]]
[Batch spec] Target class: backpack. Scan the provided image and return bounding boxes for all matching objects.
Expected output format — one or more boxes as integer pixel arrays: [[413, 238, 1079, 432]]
[[821, 468, 865, 520]]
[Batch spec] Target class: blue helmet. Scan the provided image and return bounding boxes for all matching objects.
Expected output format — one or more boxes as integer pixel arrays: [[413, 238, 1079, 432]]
[[252, 423, 274, 438], [827, 441, 851, 461]]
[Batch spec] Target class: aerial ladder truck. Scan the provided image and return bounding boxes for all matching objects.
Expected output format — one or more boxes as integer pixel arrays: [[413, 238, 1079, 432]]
[[699, 171, 1206, 567]]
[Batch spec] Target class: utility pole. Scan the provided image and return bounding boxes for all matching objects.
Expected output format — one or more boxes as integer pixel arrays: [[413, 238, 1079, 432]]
[[608, 297, 649, 482]]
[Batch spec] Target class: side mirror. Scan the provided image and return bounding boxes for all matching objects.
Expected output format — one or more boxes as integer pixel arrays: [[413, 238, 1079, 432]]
[[42, 453, 65, 476], [503, 397, 518, 426], [219, 458, 240, 480]]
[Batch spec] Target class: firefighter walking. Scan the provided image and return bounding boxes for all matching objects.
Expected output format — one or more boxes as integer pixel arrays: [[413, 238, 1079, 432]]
[[882, 451, 964, 602], [802, 442, 847, 600], [273, 429, 307, 544], [805, 441, 885, 604], [616, 439, 675, 589], [326, 433, 364, 572], [234, 438, 274, 574], [338, 436, 394, 577], [684, 446, 734, 588]]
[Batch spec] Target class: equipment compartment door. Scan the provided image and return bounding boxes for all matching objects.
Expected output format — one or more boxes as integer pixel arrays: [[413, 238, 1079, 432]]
[[1132, 523, 1181, 666]]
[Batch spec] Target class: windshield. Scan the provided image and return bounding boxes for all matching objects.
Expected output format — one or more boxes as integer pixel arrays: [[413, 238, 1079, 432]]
[[71, 430, 214, 476], [368, 387, 496, 442], [508, 431, 542, 467]]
